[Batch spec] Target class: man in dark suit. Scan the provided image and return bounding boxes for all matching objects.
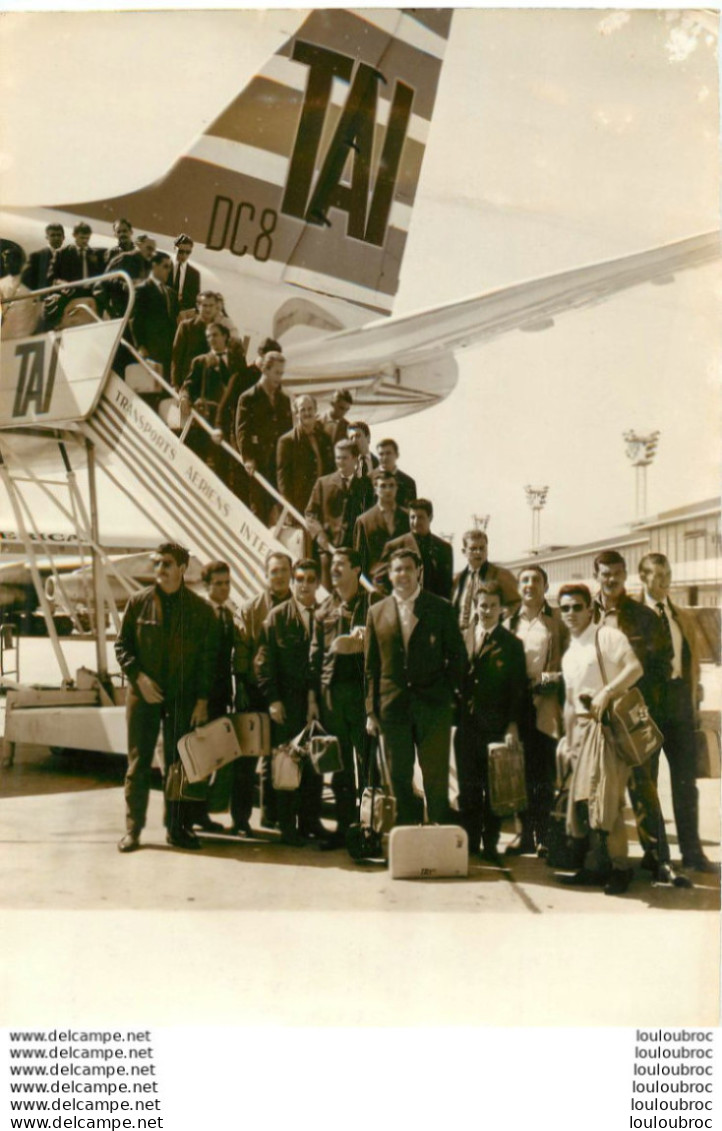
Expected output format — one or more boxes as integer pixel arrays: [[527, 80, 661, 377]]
[[383, 498, 453, 600], [53, 222, 104, 283], [21, 223, 65, 291], [305, 440, 374, 588], [131, 251, 178, 380], [171, 290, 220, 388], [105, 233, 155, 284], [277, 394, 335, 517], [638, 552, 715, 874], [452, 529, 521, 629], [171, 233, 201, 315], [365, 548, 467, 826], [103, 218, 135, 267], [235, 551, 293, 830], [593, 549, 690, 887], [321, 389, 353, 445], [235, 351, 293, 524], [353, 471, 409, 583], [310, 547, 373, 848], [455, 580, 528, 863], [187, 560, 237, 835], [348, 421, 378, 479], [376, 438, 417, 509], [180, 322, 249, 470], [255, 558, 323, 846]]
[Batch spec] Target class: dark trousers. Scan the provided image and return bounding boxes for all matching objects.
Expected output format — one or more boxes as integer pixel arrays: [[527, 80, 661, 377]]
[[454, 719, 503, 852], [124, 686, 194, 837], [381, 701, 453, 826], [271, 700, 322, 835], [519, 728, 557, 848], [321, 680, 369, 834], [654, 681, 702, 862], [627, 759, 671, 865]]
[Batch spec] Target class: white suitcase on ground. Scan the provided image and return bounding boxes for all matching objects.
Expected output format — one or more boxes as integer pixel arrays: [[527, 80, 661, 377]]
[[230, 712, 271, 757], [177, 716, 242, 782], [388, 825, 469, 879]]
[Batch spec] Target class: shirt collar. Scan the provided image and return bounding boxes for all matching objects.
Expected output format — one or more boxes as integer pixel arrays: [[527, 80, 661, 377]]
[[393, 586, 421, 607]]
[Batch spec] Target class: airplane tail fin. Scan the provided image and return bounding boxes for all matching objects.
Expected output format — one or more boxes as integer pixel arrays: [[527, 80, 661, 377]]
[[65, 8, 453, 316]]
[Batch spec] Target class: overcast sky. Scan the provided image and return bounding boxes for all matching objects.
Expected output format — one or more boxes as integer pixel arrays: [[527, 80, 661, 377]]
[[0, 7, 719, 559]]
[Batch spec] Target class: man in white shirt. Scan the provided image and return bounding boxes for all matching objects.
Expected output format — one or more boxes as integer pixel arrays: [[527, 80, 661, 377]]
[[558, 583, 643, 896], [638, 553, 715, 873]]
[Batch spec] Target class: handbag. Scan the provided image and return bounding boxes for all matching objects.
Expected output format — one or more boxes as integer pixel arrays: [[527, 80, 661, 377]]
[[487, 736, 527, 817], [271, 724, 308, 791], [347, 736, 396, 860], [595, 631, 663, 767], [165, 760, 208, 802], [305, 720, 344, 775], [545, 769, 585, 871]]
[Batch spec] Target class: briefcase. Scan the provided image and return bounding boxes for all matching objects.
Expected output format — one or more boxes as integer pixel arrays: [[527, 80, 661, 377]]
[[695, 726, 721, 779], [177, 716, 243, 783], [231, 712, 271, 758], [488, 737, 527, 817], [388, 825, 469, 879], [359, 787, 396, 835]]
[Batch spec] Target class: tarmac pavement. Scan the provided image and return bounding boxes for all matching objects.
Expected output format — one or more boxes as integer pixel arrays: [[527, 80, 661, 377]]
[[0, 636, 719, 914]]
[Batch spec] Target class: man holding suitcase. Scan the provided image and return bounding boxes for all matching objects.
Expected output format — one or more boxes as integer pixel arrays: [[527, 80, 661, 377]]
[[365, 548, 466, 826], [454, 580, 528, 864], [115, 542, 218, 852]]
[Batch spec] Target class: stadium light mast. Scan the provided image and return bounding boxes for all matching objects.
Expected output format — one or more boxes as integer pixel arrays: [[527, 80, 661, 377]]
[[524, 485, 549, 550], [623, 430, 660, 520], [471, 514, 489, 532]]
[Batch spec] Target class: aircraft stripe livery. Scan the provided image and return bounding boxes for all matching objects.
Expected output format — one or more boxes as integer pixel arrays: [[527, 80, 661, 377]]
[[55, 8, 453, 317]]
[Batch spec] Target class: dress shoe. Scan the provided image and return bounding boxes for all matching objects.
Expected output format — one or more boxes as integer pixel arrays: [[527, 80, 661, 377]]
[[166, 829, 202, 850], [682, 855, 719, 874], [536, 844, 549, 860], [118, 833, 140, 853], [260, 815, 278, 830], [279, 830, 307, 848], [193, 817, 226, 834], [480, 847, 503, 867], [653, 863, 693, 889], [298, 822, 328, 840], [558, 868, 609, 887], [639, 850, 658, 872], [505, 837, 536, 857], [319, 831, 347, 852], [231, 821, 254, 838], [604, 868, 633, 896]]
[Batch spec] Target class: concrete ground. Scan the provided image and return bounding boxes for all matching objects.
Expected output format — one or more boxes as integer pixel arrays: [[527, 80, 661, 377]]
[[0, 638, 719, 914]]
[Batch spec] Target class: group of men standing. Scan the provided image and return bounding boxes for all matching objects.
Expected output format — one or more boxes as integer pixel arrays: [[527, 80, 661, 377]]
[[114, 522, 713, 897]]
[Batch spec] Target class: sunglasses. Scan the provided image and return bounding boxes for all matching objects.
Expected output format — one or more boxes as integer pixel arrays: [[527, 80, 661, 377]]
[[560, 603, 586, 613]]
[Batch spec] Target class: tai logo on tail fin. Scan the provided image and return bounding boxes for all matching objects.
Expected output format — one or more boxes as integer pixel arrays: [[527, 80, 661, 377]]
[[60, 8, 453, 316]]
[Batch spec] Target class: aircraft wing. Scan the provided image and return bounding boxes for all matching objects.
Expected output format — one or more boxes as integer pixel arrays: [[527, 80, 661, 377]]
[[282, 231, 720, 412]]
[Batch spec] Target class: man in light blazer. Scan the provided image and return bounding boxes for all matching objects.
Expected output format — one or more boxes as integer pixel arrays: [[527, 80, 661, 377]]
[[451, 529, 521, 628], [638, 552, 716, 873], [365, 548, 467, 826]]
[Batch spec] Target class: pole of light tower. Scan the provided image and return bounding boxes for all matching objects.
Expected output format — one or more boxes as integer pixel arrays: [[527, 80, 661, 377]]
[[471, 514, 489, 532], [524, 486, 549, 550], [623, 431, 660, 520]]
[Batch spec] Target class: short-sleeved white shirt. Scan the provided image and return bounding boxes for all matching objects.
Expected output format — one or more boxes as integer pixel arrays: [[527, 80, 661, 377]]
[[562, 622, 636, 712]]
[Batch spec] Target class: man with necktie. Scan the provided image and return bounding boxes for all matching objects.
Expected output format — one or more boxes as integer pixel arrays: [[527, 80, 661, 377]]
[[21, 223, 65, 290], [277, 393, 335, 516], [305, 440, 374, 589], [638, 552, 716, 874], [452, 529, 521, 630], [181, 322, 250, 471], [365, 548, 466, 827], [131, 251, 179, 382], [454, 580, 528, 864], [53, 221, 104, 284], [347, 421, 378, 479], [255, 558, 323, 846], [592, 549, 690, 887], [171, 233, 201, 316], [353, 471, 410, 585], [235, 351, 293, 525], [187, 560, 238, 835]]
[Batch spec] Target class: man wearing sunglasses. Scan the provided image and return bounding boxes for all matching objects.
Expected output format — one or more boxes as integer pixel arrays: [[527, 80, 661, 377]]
[[557, 584, 642, 895]]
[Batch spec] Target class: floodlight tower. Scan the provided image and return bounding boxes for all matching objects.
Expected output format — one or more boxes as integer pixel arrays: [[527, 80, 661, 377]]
[[524, 485, 549, 550], [623, 431, 660, 520]]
